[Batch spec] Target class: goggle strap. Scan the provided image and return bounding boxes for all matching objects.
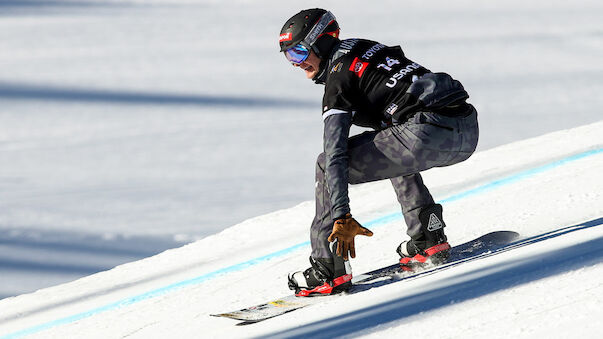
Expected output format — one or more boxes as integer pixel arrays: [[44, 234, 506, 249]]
[[304, 11, 336, 47]]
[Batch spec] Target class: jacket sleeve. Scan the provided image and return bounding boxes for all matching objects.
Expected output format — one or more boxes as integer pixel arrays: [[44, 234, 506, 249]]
[[322, 109, 353, 220]]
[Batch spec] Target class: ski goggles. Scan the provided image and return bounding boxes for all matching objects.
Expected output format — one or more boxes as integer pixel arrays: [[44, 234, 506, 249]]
[[282, 11, 337, 65], [284, 43, 310, 64]]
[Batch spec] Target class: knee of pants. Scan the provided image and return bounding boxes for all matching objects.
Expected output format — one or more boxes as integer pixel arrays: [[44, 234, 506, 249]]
[[316, 152, 326, 173]]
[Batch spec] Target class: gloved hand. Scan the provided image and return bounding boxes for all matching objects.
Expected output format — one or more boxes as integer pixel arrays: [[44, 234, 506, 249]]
[[328, 213, 374, 260]]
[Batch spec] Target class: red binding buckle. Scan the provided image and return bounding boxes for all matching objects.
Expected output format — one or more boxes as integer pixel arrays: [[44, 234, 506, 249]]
[[295, 273, 352, 297], [399, 242, 450, 267]]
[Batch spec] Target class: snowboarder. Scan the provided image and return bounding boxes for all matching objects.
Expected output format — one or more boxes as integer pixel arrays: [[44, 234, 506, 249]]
[[280, 9, 479, 296]]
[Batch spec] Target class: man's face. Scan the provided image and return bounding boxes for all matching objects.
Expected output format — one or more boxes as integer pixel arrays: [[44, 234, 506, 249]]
[[293, 50, 321, 79]]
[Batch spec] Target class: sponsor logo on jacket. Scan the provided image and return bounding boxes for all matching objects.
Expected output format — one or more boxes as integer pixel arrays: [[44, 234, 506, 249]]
[[330, 62, 343, 74], [362, 43, 386, 59], [385, 103, 399, 115], [349, 57, 369, 78], [386, 62, 422, 88]]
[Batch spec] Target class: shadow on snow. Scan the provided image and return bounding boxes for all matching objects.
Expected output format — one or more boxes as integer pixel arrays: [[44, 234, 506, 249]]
[[0, 227, 185, 301], [0, 227, 182, 258], [0, 81, 314, 109], [0, 227, 209, 322]]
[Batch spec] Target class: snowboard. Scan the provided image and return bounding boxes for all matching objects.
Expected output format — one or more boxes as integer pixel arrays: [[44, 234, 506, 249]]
[[211, 230, 520, 325]]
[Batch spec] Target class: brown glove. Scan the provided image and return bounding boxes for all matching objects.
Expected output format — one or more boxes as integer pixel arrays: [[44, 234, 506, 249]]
[[327, 213, 374, 260]]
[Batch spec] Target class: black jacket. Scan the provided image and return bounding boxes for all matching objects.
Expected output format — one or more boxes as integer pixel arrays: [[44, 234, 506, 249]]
[[319, 38, 468, 219]]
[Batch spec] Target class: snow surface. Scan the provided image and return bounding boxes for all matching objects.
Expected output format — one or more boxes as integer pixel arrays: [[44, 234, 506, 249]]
[[0, 0, 602, 333], [0, 119, 602, 338], [2, 0, 603, 297]]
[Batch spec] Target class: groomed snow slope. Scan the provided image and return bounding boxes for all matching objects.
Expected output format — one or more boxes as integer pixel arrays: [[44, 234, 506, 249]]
[[1, 121, 601, 338], [3, 0, 603, 298]]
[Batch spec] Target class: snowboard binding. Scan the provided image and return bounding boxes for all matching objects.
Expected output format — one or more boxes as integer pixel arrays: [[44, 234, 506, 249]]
[[398, 204, 451, 271], [288, 251, 352, 297]]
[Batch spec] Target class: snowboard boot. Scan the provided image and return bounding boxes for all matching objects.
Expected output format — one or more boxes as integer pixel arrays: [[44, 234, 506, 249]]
[[288, 246, 352, 297], [397, 203, 451, 271]]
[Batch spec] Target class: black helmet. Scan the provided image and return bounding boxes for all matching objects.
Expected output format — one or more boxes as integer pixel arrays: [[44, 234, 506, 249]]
[[279, 8, 340, 59]]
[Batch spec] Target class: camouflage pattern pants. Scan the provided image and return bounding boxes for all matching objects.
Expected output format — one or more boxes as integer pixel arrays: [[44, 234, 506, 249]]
[[311, 107, 479, 259]]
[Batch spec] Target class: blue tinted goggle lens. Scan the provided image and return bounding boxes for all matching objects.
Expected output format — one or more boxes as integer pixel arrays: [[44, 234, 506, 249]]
[[284, 44, 310, 64]]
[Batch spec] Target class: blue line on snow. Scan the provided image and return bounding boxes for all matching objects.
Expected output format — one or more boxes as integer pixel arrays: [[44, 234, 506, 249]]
[[3, 147, 602, 339], [364, 147, 603, 228]]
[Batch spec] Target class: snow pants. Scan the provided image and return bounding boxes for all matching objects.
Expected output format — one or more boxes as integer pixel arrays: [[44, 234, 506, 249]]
[[311, 107, 479, 259]]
